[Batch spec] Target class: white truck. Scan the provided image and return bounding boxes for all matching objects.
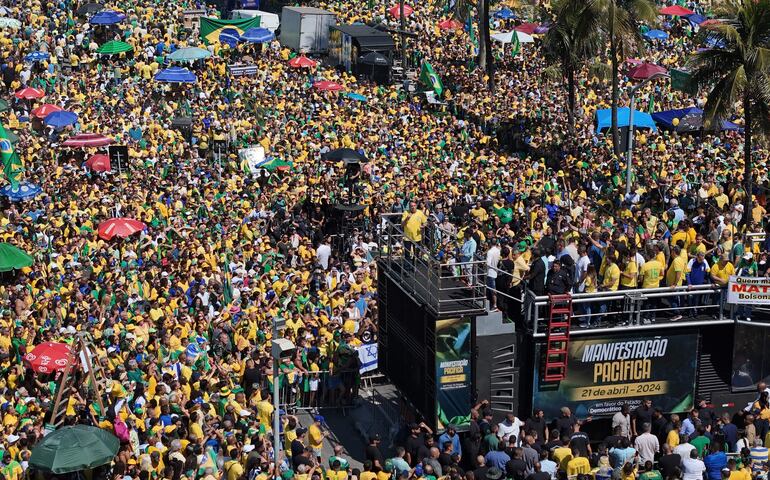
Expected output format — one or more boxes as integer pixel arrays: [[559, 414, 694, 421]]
[[279, 6, 336, 54], [230, 9, 280, 33]]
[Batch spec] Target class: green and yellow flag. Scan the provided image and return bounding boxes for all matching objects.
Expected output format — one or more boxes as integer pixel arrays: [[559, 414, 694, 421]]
[[0, 123, 21, 188], [199, 17, 261, 45], [419, 61, 444, 96], [511, 31, 521, 57]]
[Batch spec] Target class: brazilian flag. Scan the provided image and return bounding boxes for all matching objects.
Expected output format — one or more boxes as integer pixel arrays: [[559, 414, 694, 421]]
[[0, 123, 21, 188], [419, 60, 444, 96], [199, 17, 261, 45]]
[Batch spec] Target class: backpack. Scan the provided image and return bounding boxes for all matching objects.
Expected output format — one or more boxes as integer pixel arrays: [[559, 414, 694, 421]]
[[113, 416, 130, 443]]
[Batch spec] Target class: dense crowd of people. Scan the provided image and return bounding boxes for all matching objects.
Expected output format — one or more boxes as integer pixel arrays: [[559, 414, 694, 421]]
[[0, 0, 767, 478]]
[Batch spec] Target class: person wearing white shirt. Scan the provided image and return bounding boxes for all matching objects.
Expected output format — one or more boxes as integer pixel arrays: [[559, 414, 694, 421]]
[[497, 413, 525, 445], [681, 449, 706, 480], [744, 381, 770, 412], [634, 423, 659, 464], [486, 241, 501, 310], [674, 436, 696, 461], [316, 238, 332, 270]]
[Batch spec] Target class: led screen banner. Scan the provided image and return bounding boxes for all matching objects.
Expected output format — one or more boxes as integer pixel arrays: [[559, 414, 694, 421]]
[[436, 317, 472, 430], [533, 334, 698, 418]]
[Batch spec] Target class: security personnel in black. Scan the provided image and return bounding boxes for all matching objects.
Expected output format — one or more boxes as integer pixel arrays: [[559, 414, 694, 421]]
[[546, 260, 572, 295]]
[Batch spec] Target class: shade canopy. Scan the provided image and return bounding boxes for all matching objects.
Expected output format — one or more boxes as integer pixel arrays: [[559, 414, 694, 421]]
[[86, 153, 111, 172], [29, 425, 119, 474], [627, 63, 667, 80], [322, 147, 368, 163], [77, 2, 104, 15], [1, 182, 42, 201], [438, 18, 463, 30], [62, 133, 113, 147], [514, 22, 539, 35], [24, 51, 50, 62], [24, 342, 71, 373], [154, 67, 197, 83], [345, 92, 367, 102], [493, 8, 516, 19], [644, 29, 669, 40], [0, 18, 21, 29], [652, 107, 742, 132], [219, 28, 241, 47], [167, 47, 212, 62], [31, 103, 63, 118], [97, 40, 133, 54], [387, 4, 413, 18], [44, 111, 78, 128], [659, 5, 694, 16], [314, 80, 343, 92], [0, 243, 33, 271], [89, 10, 125, 25], [14, 87, 45, 100], [595, 108, 657, 132], [358, 51, 389, 66], [491, 30, 534, 44], [288, 55, 317, 68], [98, 217, 147, 240], [241, 27, 274, 43]]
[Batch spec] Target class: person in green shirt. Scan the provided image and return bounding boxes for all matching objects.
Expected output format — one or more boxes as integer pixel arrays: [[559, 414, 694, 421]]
[[639, 461, 662, 480], [691, 426, 711, 457]]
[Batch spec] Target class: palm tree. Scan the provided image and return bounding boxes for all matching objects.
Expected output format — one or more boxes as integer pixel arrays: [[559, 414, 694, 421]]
[[688, 0, 770, 230], [477, 0, 493, 88], [543, 0, 603, 138], [601, 0, 657, 155]]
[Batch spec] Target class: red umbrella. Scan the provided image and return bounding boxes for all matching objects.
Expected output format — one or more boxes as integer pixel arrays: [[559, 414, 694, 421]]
[[86, 153, 111, 172], [288, 55, 317, 68], [24, 342, 72, 374], [514, 22, 540, 35], [388, 4, 413, 18], [98, 217, 146, 240], [314, 80, 343, 92], [14, 87, 45, 100], [438, 18, 463, 30], [627, 63, 668, 80], [31, 103, 63, 119], [62, 133, 113, 148], [659, 5, 694, 16]]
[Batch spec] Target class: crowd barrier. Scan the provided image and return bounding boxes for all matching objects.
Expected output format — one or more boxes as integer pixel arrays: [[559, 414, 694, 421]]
[[524, 284, 735, 337]]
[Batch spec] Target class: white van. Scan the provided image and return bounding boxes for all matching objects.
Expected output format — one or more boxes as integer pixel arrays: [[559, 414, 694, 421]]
[[230, 9, 280, 33]]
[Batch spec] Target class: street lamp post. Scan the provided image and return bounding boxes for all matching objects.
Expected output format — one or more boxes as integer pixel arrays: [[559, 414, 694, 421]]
[[625, 72, 669, 197]]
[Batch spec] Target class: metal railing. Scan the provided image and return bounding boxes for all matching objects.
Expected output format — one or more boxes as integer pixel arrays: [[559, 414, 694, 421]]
[[377, 213, 488, 316], [524, 284, 735, 337]]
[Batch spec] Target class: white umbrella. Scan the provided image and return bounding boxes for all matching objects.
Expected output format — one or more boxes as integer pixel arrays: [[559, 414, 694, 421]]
[[0, 17, 21, 29], [491, 30, 535, 44]]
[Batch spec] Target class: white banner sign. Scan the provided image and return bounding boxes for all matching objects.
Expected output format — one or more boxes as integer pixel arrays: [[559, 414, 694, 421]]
[[727, 276, 770, 305], [357, 343, 378, 374]]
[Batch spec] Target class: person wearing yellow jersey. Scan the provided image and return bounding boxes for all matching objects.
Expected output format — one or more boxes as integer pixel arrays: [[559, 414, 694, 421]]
[[308, 415, 326, 463], [620, 253, 638, 289], [665, 245, 687, 321], [401, 202, 426, 261]]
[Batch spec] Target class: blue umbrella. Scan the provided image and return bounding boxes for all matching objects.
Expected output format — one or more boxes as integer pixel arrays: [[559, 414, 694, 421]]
[[493, 8, 515, 19], [345, 92, 367, 102], [643, 29, 669, 40], [241, 27, 274, 43], [24, 51, 50, 62], [154, 67, 197, 83], [219, 28, 241, 48], [1, 182, 41, 201], [43, 110, 78, 128], [89, 10, 125, 25]]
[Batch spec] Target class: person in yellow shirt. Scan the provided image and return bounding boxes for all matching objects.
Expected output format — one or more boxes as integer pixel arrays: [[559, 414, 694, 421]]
[[308, 415, 326, 463], [601, 256, 620, 292], [710, 253, 735, 287], [620, 254, 638, 289], [665, 245, 687, 321], [401, 202, 427, 245], [566, 449, 591, 476], [223, 447, 244, 480]]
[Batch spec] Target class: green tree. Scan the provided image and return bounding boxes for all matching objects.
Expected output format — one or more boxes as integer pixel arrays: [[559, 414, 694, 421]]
[[601, 0, 657, 155], [543, 0, 603, 138], [688, 0, 770, 230]]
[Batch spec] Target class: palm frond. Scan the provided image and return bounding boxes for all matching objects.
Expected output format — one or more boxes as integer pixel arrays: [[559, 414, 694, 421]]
[[702, 66, 746, 129]]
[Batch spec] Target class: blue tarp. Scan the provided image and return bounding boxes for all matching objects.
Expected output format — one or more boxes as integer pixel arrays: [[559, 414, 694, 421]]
[[89, 10, 125, 25], [652, 107, 742, 131], [154, 67, 197, 83], [596, 108, 657, 132]]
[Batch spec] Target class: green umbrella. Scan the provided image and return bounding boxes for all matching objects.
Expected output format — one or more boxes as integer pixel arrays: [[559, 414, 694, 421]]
[[97, 40, 133, 55], [0, 17, 21, 29], [29, 425, 119, 474], [0, 243, 33, 271]]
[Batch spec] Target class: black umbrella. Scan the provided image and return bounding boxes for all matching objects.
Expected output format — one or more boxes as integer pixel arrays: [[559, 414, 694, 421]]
[[76, 2, 104, 15], [358, 51, 390, 66], [322, 147, 368, 164]]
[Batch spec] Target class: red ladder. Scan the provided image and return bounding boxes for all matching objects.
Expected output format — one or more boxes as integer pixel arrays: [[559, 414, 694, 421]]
[[544, 294, 572, 382]]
